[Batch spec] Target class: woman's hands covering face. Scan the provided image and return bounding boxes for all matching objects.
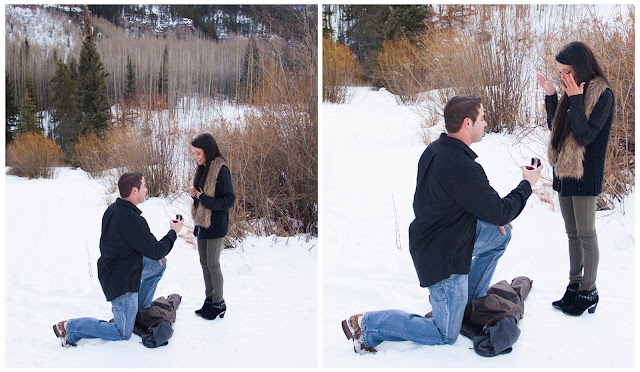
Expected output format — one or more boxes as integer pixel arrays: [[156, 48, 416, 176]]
[[559, 73, 584, 96]]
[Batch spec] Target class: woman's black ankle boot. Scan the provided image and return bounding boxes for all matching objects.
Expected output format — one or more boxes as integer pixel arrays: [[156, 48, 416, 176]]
[[195, 297, 213, 316], [552, 283, 580, 309], [202, 300, 226, 320], [561, 287, 598, 316]]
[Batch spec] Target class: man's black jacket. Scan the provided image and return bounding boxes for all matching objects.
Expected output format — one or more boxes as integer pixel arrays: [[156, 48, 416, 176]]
[[98, 198, 177, 301], [409, 134, 532, 288]]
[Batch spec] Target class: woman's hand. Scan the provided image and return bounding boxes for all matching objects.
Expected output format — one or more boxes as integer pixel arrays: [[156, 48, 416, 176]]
[[190, 187, 203, 199], [559, 73, 585, 96], [536, 72, 557, 96]]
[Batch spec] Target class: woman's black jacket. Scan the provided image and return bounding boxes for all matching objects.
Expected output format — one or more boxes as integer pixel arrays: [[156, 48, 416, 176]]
[[545, 89, 614, 196], [194, 165, 236, 239]]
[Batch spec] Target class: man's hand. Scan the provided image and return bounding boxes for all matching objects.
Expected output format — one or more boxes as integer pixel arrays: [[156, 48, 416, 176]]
[[158, 257, 167, 266], [522, 163, 543, 187], [170, 218, 184, 234], [497, 223, 513, 235]]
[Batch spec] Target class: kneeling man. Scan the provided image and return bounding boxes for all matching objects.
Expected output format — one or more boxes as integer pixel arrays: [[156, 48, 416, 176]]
[[53, 172, 183, 347], [342, 96, 542, 353]]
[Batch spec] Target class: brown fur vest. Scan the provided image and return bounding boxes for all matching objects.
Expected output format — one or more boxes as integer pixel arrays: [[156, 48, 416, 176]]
[[191, 157, 226, 228], [547, 76, 610, 179]]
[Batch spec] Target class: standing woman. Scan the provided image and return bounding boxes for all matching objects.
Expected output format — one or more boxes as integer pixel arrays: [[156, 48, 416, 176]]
[[190, 133, 236, 320], [536, 41, 614, 316]]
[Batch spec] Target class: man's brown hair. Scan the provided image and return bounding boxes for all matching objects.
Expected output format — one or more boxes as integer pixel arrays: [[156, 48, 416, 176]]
[[443, 96, 482, 133], [118, 172, 143, 198]]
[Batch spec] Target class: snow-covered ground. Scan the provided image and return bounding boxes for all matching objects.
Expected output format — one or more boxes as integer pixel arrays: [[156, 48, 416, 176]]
[[4, 167, 317, 368], [320, 87, 635, 367]]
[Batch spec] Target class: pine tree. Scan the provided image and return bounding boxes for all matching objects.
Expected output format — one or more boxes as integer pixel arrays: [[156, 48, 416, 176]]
[[5, 73, 19, 144], [23, 80, 42, 131], [50, 59, 80, 155], [322, 5, 335, 38], [124, 55, 137, 102], [338, 5, 432, 82], [157, 45, 169, 98], [16, 91, 41, 135], [76, 5, 111, 135], [240, 37, 261, 103], [385, 5, 430, 40], [68, 56, 79, 82]]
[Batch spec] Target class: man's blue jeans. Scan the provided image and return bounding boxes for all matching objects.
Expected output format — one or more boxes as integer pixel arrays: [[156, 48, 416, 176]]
[[138, 257, 167, 310], [66, 257, 166, 344], [361, 221, 510, 348]]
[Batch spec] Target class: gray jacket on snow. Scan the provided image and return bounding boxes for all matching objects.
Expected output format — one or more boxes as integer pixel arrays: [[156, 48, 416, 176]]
[[134, 294, 182, 348], [460, 276, 533, 357]]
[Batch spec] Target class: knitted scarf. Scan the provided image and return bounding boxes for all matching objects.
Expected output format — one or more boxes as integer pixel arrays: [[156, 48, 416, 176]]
[[547, 76, 610, 179], [191, 157, 226, 228]]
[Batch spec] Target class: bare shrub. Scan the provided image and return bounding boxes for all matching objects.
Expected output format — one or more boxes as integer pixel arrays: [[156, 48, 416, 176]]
[[322, 37, 359, 103], [185, 119, 316, 241], [579, 7, 634, 209], [99, 106, 183, 198], [537, 5, 635, 209], [206, 105, 317, 238], [90, 101, 188, 197], [418, 5, 535, 133], [73, 132, 110, 178], [374, 37, 429, 104], [197, 24, 318, 238], [6, 132, 62, 179]]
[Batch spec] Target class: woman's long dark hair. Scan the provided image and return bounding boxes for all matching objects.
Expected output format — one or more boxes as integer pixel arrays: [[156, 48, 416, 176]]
[[551, 41, 610, 151], [191, 133, 224, 200]]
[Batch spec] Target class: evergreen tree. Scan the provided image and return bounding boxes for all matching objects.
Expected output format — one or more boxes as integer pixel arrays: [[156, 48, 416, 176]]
[[124, 55, 137, 102], [340, 5, 390, 76], [68, 56, 79, 82], [76, 6, 111, 135], [339, 5, 432, 81], [22, 80, 43, 131], [322, 5, 335, 38], [385, 5, 431, 40], [16, 91, 41, 135], [88, 5, 125, 26], [157, 45, 169, 98], [5, 73, 19, 144], [24, 80, 37, 110], [240, 37, 261, 103], [50, 59, 80, 155]]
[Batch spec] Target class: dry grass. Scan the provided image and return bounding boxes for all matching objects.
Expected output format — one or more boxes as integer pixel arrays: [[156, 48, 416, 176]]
[[417, 6, 535, 133], [203, 103, 317, 238], [194, 25, 318, 239], [105, 118, 183, 198], [582, 7, 634, 209], [322, 37, 360, 104], [72, 104, 186, 198], [7, 132, 63, 179], [374, 37, 429, 104], [537, 5, 635, 209], [73, 132, 110, 178]]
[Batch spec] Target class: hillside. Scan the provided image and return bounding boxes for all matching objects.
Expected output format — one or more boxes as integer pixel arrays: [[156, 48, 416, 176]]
[[5, 4, 309, 43]]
